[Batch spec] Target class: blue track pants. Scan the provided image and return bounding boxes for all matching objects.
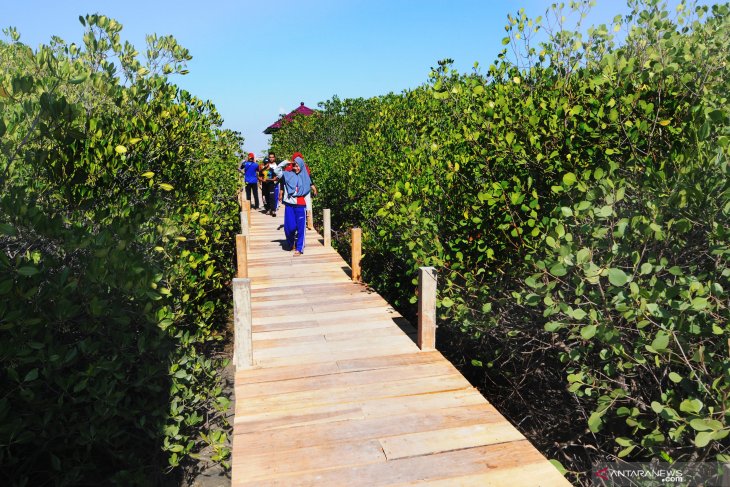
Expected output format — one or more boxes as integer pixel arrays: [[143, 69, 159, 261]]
[[284, 204, 306, 252]]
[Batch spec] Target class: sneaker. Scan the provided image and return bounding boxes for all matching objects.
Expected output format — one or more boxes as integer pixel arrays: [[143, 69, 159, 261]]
[[293, 251, 302, 256], [271, 212, 277, 217]]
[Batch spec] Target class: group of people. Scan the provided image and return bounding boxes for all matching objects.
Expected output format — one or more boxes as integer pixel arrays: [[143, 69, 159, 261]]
[[239, 151, 317, 256]]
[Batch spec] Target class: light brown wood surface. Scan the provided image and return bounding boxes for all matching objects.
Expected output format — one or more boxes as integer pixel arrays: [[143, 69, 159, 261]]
[[232, 207, 569, 486]]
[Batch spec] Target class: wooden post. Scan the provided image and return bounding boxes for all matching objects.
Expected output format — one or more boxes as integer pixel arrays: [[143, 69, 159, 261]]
[[236, 234, 248, 278], [240, 211, 249, 235], [351, 227, 361, 282], [418, 267, 437, 350], [323, 209, 331, 248], [233, 278, 253, 369], [240, 212, 250, 252], [243, 200, 251, 229]]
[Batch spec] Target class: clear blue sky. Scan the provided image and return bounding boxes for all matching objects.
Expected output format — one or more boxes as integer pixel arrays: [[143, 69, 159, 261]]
[[3, 1, 696, 157]]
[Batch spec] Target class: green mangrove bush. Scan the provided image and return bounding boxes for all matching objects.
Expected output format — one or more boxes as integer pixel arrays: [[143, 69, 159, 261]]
[[1, 15, 241, 485], [272, 0, 729, 481]]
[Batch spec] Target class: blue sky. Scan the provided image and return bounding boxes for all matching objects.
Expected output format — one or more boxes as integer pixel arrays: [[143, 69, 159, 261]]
[[3, 1, 692, 157]]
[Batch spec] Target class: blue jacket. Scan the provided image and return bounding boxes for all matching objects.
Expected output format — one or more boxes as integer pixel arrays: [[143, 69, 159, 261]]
[[243, 161, 259, 184]]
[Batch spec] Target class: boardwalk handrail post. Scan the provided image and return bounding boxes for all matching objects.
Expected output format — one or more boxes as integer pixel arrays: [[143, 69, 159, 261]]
[[351, 227, 361, 282], [418, 266, 437, 350], [323, 209, 331, 248], [236, 234, 248, 278], [244, 200, 251, 229], [240, 211, 248, 234], [233, 278, 253, 369], [240, 212, 250, 252]]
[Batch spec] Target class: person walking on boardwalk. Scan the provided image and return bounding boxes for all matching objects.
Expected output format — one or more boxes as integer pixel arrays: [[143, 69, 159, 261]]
[[241, 152, 260, 209], [290, 152, 317, 230], [273, 156, 317, 255], [260, 152, 280, 217]]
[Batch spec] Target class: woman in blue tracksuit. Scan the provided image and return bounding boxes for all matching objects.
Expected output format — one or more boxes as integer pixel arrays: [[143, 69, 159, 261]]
[[272, 156, 316, 255]]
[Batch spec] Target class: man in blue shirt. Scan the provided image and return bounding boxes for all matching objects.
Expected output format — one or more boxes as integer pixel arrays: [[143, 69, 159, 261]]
[[239, 152, 260, 209]]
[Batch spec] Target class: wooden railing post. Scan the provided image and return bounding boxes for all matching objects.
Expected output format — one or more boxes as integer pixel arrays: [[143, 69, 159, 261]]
[[233, 278, 253, 369], [418, 267, 437, 350], [323, 209, 331, 248], [240, 211, 250, 253], [351, 227, 361, 282], [244, 200, 251, 229], [236, 234, 248, 278]]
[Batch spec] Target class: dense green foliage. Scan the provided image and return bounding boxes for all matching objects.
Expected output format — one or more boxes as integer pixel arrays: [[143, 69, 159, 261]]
[[272, 0, 729, 480], [0, 15, 241, 485]]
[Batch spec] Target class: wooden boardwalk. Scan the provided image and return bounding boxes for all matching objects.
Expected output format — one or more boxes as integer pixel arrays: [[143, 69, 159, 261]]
[[231, 207, 569, 486]]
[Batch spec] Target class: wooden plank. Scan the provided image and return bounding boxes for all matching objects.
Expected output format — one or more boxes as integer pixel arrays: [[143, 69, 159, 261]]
[[233, 403, 506, 455], [324, 325, 409, 342], [233, 387, 482, 430], [251, 288, 304, 299], [249, 263, 347, 278], [311, 296, 389, 313], [252, 319, 320, 333], [235, 361, 460, 399], [252, 296, 312, 308], [254, 333, 327, 350], [254, 328, 418, 356], [336, 350, 442, 372], [253, 343, 419, 367], [253, 318, 399, 341], [250, 274, 353, 289], [234, 387, 484, 434], [359, 388, 486, 418], [235, 361, 339, 385], [251, 271, 351, 285], [404, 462, 570, 487], [254, 280, 366, 293], [248, 254, 344, 266], [231, 439, 386, 483], [252, 304, 398, 326], [253, 288, 373, 307], [234, 404, 365, 433], [232, 440, 566, 486], [252, 291, 385, 312], [379, 422, 526, 460], [253, 303, 314, 321], [252, 336, 419, 365], [235, 373, 472, 415]]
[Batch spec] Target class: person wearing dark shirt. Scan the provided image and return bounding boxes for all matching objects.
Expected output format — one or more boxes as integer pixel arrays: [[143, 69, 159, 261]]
[[260, 152, 280, 216]]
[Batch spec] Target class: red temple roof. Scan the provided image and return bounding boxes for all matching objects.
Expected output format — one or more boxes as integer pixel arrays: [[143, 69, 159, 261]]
[[264, 102, 316, 134]]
